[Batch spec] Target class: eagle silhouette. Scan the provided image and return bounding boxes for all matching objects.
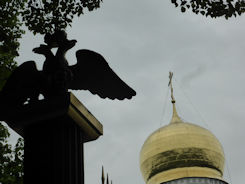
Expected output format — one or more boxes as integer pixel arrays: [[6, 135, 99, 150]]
[[0, 31, 136, 106], [69, 49, 136, 100]]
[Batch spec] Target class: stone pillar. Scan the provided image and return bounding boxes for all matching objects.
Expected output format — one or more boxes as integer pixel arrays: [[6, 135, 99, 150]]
[[4, 93, 103, 184]]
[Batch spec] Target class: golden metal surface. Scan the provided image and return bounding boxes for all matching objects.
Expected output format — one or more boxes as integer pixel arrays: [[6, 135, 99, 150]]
[[140, 73, 225, 184], [147, 167, 224, 184], [170, 103, 183, 124], [140, 112, 225, 184], [68, 93, 103, 142]]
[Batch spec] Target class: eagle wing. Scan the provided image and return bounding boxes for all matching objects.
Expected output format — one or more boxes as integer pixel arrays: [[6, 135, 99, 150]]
[[0, 61, 41, 106], [68, 49, 136, 100], [1, 61, 38, 92]]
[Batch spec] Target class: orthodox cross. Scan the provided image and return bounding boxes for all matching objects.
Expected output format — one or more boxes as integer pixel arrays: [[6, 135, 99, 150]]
[[168, 71, 175, 103]]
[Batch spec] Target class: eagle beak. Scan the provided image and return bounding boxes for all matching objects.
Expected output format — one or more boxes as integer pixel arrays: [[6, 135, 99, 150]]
[[32, 48, 38, 53]]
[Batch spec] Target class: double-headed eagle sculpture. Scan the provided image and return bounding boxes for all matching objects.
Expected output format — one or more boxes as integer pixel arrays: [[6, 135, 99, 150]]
[[0, 31, 136, 107]]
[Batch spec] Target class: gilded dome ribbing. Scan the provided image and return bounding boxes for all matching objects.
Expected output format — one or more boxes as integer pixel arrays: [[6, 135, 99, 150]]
[[140, 72, 225, 184], [140, 103, 225, 184]]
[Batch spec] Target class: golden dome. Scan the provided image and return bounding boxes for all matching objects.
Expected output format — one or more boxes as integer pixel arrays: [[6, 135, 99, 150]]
[[140, 104, 225, 184]]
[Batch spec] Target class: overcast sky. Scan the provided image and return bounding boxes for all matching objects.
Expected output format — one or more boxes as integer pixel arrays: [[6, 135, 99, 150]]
[[5, 0, 245, 184]]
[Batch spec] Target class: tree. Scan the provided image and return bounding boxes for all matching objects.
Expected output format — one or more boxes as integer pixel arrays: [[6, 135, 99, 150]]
[[170, 0, 245, 19], [0, 123, 24, 184], [0, 0, 26, 90], [0, 2, 24, 180], [22, 0, 102, 34]]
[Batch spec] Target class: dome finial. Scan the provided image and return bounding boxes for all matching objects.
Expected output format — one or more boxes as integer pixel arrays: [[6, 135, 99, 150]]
[[168, 72, 182, 124], [101, 166, 105, 184], [168, 71, 175, 103]]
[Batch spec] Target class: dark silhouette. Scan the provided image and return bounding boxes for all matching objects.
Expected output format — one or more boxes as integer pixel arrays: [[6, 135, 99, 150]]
[[171, 0, 245, 19], [69, 49, 136, 100], [0, 61, 45, 106], [0, 31, 136, 108]]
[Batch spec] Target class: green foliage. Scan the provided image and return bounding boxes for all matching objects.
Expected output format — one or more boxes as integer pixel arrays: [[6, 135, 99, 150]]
[[0, 0, 25, 90], [0, 0, 26, 56], [0, 53, 17, 91], [21, 0, 103, 34], [0, 123, 24, 184], [170, 0, 245, 19]]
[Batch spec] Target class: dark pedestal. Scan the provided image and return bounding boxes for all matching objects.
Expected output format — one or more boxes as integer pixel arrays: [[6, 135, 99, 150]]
[[24, 117, 84, 184], [4, 92, 103, 184]]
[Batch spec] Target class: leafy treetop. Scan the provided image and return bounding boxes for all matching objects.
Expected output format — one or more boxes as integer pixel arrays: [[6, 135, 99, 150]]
[[171, 0, 245, 19], [0, 123, 24, 184], [22, 0, 103, 35], [0, 0, 24, 90]]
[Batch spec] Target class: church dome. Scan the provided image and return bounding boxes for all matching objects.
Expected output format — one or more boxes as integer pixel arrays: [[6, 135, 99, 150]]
[[140, 103, 225, 184]]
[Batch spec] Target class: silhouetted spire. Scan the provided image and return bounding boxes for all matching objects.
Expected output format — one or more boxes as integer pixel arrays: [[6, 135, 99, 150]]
[[106, 173, 109, 184], [101, 166, 105, 184]]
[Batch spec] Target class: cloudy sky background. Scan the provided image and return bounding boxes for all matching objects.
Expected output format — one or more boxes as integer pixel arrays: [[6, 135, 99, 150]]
[[4, 0, 245, 184]]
